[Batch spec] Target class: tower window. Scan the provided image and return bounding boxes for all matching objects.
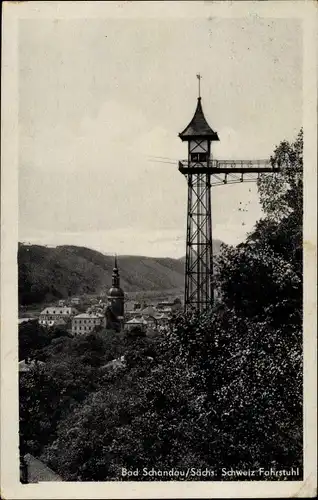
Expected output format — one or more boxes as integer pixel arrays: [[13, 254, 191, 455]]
[[191, 153, 208, 163]]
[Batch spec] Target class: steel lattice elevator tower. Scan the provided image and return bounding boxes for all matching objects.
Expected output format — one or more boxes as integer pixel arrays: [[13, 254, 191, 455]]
[[178, 81, 279, 314], [179, 96, 219, 313]]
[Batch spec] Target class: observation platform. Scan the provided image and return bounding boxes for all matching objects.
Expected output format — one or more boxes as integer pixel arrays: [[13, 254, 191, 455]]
[[178, 159, 280, 186]]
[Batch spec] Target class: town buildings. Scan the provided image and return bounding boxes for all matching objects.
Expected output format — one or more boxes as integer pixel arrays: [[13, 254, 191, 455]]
[[123, 302, 173, 334], [58, 297, 81, 307], [36, 256, 181, 336]]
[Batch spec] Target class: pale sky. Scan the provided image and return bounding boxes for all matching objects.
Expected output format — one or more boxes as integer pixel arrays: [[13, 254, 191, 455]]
[[18, 11, 302, 258]]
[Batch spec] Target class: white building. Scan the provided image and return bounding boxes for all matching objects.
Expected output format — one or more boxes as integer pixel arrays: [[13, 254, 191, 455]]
[[39, 306, 78, 327], [72, 313, 106, 335]]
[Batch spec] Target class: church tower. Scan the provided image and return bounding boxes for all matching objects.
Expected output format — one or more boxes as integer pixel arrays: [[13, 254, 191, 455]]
[[107, 256, 125, 324]]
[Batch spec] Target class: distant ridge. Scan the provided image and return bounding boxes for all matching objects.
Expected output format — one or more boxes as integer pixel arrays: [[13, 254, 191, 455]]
[[18, 241, 222, 306]]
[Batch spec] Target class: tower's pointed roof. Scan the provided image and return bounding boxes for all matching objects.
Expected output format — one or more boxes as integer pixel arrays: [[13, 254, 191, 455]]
[[108, 254, 124, 298], [179, 98, 219, 141]]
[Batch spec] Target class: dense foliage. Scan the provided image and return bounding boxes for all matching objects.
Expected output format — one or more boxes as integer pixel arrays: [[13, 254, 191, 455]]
[[19, 131, 303, 480], [216, 129, 303, 328]]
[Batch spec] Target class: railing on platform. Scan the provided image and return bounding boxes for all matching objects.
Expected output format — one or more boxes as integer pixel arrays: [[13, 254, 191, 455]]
[[178, 158, 280, 186], [178, 158, 277, 171]]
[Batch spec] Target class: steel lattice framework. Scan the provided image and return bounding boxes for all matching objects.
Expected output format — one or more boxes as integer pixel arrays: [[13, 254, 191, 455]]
[[178, 159, 280, 314], [184, 172, 213, 311]]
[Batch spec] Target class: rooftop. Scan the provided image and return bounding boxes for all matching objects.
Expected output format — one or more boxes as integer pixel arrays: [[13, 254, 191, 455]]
[[126, 317, 147, 325], [179, 98, 219, 141], [40, 307, 78, 315], [73, 313, 104, 319], [154, 313, 170, 320], [141, 306, 157, 316], [22, 454, 62, 482]]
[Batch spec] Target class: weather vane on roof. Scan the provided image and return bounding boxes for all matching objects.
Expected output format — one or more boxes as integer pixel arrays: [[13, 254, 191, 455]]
[[196, 73, 202, 98]]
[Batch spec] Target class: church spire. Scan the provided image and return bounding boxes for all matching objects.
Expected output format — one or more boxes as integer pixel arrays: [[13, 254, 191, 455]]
[[107, 253, 125, 330], [112, 254, 120, 288]]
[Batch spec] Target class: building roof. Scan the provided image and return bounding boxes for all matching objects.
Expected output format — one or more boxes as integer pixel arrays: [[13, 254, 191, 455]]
[[154, 313, 170, 320], [40, 307, 78, 315], [23, 454, 62, 482], [141, 306, 157, 316], [126, 317, 147, 325], [179, 98, 219, 141], [73, 313, 104, 319], [108, 286, 124, 298]]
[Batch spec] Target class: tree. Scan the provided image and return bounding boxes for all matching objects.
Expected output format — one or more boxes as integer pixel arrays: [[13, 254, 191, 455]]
[[19, 321, 51, 361], [162, 309, 302, 472], [216, 129, 303, 327], [257, 129, 303, 222], [41, 305, 302, 480], [20, 366, 63, 456], [19, 320, 72, 362]]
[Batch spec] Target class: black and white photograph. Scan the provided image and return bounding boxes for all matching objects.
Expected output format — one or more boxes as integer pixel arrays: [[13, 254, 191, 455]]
[[1, 1, 317, 498]]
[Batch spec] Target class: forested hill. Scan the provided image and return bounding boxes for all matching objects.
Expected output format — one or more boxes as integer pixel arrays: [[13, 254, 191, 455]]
[[18, 241, 222, 306]]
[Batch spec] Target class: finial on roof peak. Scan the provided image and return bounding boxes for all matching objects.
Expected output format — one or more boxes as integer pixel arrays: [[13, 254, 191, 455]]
[[196, 73, 202, 98]]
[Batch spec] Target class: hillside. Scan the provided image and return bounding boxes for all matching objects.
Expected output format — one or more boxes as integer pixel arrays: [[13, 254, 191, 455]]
[[18, 241, 222, 306], [178, 239, 222, 264]]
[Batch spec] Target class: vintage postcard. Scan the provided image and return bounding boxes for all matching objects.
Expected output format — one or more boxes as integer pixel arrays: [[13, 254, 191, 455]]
[[1, 1, 317, 498]]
